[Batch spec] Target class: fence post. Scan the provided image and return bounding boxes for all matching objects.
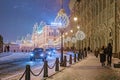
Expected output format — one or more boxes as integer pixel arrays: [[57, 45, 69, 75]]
[[55, 58, 59, 71], [43, 60, 48, 77], [64, 56, 67, 67], [25, 65, 30, 80], [69, 55, 72, 64], [74, 54, 76, 63]]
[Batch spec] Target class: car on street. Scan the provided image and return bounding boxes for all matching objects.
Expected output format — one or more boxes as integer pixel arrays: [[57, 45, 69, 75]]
[[45, 48, 56, 57], [30, 48, 47, 61]]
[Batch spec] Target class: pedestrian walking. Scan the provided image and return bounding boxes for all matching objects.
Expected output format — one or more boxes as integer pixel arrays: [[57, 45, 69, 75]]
[[87, 46, 90, 54], [7, 45, 10, 52], [106, 43, 112, 66], [84, 47, 87, 57], [99, 46, 106, 67], [95, 47, 99, 58]]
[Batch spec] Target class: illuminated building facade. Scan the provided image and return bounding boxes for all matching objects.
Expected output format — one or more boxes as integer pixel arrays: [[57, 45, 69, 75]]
[[32, 22, 60, 49], [68, 0, 120, 54]]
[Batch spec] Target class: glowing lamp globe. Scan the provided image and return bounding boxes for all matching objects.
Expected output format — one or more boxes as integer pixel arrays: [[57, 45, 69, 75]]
[[54, 9, 69, 29]]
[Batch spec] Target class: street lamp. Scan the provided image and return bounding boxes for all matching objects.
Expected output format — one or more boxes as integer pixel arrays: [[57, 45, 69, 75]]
[[54, 8, 69, 66], [70, 29, 73, 33], [74, 17, 78, 21]]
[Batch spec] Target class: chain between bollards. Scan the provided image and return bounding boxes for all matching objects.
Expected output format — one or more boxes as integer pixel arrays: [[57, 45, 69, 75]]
[[30, 65, 44, 76], [19, 69, 26, 80], [19, 54, 85, 80], [47, 62, 56, 69]]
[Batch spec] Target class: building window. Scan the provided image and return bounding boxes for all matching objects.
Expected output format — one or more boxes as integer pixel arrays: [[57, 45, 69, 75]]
[[109, 32, 112, 37]]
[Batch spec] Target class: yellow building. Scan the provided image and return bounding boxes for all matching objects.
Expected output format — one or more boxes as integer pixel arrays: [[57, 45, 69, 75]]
[[68, 0, 120, 55], [32, 22, 60, 49]]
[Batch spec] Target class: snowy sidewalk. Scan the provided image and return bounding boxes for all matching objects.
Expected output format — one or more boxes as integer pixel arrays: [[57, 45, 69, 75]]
[[46, 54, 120, 80], [2, 53, 120, 80]]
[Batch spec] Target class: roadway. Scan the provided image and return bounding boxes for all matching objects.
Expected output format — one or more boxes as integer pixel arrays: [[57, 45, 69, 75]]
[[0, 52, 60, 79]]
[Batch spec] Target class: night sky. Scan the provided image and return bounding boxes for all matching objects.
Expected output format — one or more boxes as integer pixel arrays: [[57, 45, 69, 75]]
[[0, 0, 70, 42]]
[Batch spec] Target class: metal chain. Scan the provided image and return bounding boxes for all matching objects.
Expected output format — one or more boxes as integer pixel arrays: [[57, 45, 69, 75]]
[[47, 62, 56, 69], [30, 66, 44, 76], [19, 70, 26, 80]]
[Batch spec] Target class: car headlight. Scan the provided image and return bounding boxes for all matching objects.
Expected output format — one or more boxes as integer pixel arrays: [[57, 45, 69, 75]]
[[30, 53, 34, 57], [40, 54, 44, 57], [53, 50, 56, 52], [48, 52, 51, 55]]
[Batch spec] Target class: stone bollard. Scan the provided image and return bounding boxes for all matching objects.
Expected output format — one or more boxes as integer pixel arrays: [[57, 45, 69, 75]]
[[55, 58, 59, 71], [43, 60, 48, 77], [25, 65, 31, 80], [74, 54, 76, 63], [64, 56, 67, 67], [69, 54, 72, 64]]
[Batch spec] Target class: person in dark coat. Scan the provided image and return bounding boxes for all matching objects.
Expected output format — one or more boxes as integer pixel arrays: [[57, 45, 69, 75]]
[[99, 46, 106, 67], [84, 47, 87, 57], [7, 45, 10, 52], [4, 46, 7, 52], [87, 46, 90, 54], [107, 43, 112, 66], [95, 47, 99, 58], [87, 46, 90, 51]]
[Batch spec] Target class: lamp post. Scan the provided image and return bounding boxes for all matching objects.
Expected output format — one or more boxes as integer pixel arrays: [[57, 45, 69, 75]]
[[54, 8, 69, 66]]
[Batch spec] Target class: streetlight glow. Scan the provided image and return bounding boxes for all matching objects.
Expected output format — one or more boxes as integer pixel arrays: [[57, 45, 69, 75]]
[[77, 26, 80, 29], [70, 30, 73, 33], [65, 32, 68, 35], [74, 17, 78, 21]]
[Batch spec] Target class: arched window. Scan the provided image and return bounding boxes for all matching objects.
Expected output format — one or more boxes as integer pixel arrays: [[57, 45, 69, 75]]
[[109, 32, 112, 37]]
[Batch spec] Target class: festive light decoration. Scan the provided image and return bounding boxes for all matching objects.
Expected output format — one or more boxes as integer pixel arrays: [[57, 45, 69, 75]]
[[71, 36, 77, 43], [54, 9, 69, 28], [75, 30, 85, 40]]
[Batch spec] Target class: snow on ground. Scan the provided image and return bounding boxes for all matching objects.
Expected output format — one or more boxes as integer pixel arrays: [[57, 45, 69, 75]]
[[0, 52, 31, 64], [0, 51, 61, 80], [0, 52, 12, 57], [0, 51, 61, 64]]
